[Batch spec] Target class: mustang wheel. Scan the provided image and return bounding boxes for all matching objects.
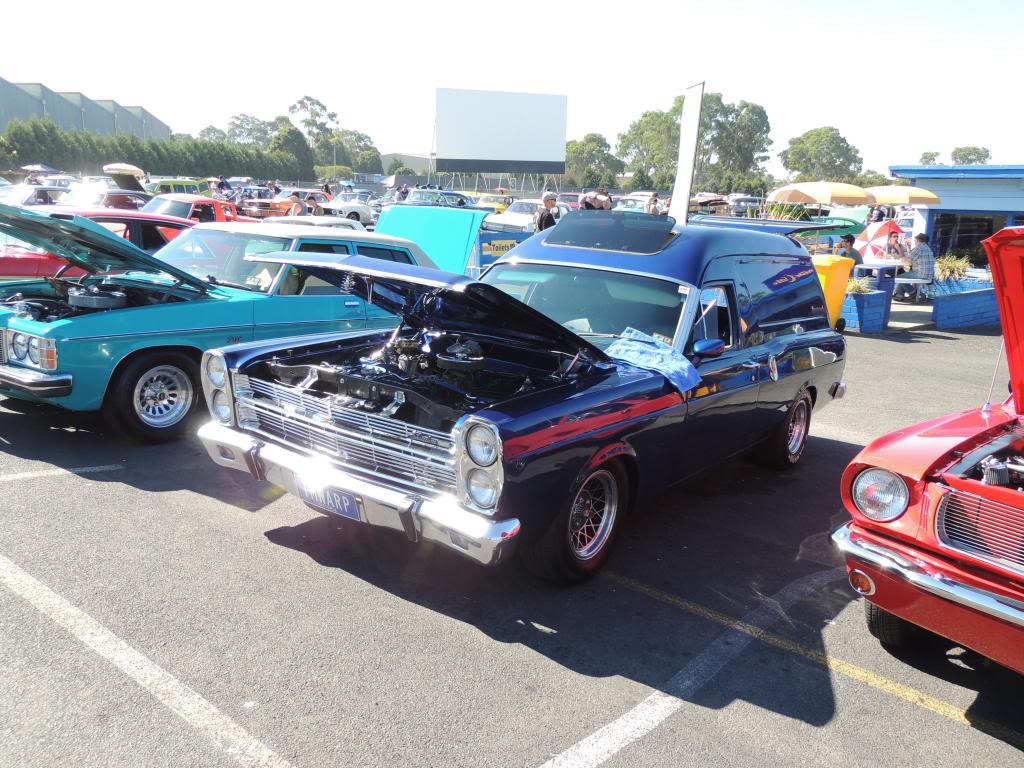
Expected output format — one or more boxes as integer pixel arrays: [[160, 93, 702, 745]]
[[104, 351, 199, 442], [521, 462, 628, 584], [755, 391, 812, 470], [864, 601, 930, 649], [347, 211, 360, 221]]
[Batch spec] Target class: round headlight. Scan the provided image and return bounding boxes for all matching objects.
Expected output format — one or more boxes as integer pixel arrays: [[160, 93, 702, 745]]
[[466, 424, 498, 466], [467, 468, 498, 509], [852, 468, 910, 521], [27, 337, 41, 364], [206, 355, 228, 388], [212, 390, 232, 423], [11, 333, 28, 360]]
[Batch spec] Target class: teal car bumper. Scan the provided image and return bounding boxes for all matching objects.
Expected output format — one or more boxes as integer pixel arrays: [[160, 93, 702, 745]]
[[0, 363, 73, 398]]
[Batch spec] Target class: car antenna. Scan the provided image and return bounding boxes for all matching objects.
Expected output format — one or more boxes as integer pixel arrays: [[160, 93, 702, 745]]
[[982, 338, 1006, 415]]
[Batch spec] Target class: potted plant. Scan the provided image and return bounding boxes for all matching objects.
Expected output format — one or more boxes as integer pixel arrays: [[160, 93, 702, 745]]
[[841, 277, 888, 333], [932, 254, 990, 295]]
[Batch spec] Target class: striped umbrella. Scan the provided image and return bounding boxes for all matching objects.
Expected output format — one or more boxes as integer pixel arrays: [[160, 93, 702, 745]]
[[855, 220, 904, 259]]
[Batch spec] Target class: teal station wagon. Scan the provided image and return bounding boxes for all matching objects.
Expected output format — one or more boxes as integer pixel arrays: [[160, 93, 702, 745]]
[[0, 205, 432, 440]]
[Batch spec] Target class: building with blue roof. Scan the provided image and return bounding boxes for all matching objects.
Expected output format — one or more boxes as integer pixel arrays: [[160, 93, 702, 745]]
[[889, 164, 1024, 258]]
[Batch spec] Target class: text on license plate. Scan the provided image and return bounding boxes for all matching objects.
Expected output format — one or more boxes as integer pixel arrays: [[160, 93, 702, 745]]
[[297, 480, 362, 521]]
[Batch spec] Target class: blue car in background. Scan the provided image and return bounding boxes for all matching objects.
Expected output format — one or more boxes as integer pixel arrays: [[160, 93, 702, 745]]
[[196, 211, 847, 582], [0, 206, 432, 441]]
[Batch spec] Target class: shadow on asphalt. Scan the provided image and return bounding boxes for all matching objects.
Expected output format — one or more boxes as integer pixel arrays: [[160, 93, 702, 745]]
[[259, 435, 920, 733], [849, 324, 1001, 345]]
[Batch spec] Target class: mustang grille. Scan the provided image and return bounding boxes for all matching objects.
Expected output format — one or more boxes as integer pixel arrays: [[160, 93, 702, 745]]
[[936, 488, 1024, 576], [240, 377, 457, 495]]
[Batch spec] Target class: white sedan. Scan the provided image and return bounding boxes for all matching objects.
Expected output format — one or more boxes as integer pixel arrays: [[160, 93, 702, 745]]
[[482, 199, 570, 233], [321, 191, 375, 225]]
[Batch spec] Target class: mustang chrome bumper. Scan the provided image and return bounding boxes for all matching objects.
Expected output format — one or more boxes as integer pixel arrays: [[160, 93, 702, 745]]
[[198, 421, 521, 566], [832, 523, 1024, 629], [0, 364, 72, 398]]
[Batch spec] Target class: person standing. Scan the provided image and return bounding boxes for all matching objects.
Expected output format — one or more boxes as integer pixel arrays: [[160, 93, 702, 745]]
[[837, 234, 862, 265], [322, 181, 333, 197], [535, 191, 558, 232], [895, 233, 935, 300], [287, 192, 305, 216], [305, 194, 324, 216], [645, 192, 661, 214]]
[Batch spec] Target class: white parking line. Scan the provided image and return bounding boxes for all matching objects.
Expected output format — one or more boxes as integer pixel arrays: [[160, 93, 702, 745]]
[[0, 552, 292, 768], [0, 464, 124, 483], [539, 567, 847, 768]]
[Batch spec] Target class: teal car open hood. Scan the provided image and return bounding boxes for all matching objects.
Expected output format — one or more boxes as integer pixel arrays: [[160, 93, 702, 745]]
[[0, 203, 210, 291]]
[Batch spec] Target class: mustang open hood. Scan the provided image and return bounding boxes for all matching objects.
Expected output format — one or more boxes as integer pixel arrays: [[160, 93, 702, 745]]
[[0, 203, 209, 291], [246, 251, 610, 364], [983, 228, 1024, 413]]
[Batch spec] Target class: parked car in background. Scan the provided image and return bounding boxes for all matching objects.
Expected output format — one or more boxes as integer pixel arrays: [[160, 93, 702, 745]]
[[0, 185, 67, 206], [142, 193, 256, 224], [0, 209, 433, 441], [196, 211, 846, 581], [0, 207, 193, 279], [728, 196, 764, 217], [461, 192, 512, 214], [321, 191, 375, 225], [244, 188, 332, 219], [396, 189, 475, 208], [482, 199, 570, 232], [832, 225, 1024, 677], [40, 174, 79, 189], [268, 215, 366, 231], [146, 178, 209, 196], [612, 195, 650, 214], [58, 187, 151, 210], [556, 192, 580, 211]]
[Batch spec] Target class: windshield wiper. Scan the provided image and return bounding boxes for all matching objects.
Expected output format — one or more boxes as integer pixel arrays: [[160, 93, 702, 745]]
[[205, 274, 259, 292], [577, 332, 627, 339]]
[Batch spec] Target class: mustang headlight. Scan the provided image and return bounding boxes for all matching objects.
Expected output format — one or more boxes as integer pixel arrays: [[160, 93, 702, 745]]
[[205, 355, 228, 388], [852, 468, 910, 522], [11, 333, 28, 360], [466, 424, 498, 466], [467, 468, 498, 509]]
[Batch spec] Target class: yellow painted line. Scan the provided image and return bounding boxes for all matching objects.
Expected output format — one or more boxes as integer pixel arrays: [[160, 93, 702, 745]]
[[607, 572, 1024, 750]]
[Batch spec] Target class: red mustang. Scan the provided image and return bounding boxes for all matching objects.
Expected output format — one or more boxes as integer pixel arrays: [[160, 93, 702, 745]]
[[833, 226, 1024, 676], [0, 208, 194, 279]]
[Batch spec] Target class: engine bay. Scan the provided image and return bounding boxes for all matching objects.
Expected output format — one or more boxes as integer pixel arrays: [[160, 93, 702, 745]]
[[951, 426, 1024, 494], [254, 326, 582, 432], [0, 277, 188, 322]]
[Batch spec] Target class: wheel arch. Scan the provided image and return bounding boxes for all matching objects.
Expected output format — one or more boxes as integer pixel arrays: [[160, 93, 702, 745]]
[[102, 344, 204, 405], [578, 443, 639, 517]]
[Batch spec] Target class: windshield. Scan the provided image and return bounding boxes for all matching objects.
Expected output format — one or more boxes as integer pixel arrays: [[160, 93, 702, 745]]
[[481, 263, 688, 347], [506, 201, 539, 215], [406, 190, 443, 204], [614, 198, 646, 211], [153, 229, 291, 292], [142, 198, 192, 219]]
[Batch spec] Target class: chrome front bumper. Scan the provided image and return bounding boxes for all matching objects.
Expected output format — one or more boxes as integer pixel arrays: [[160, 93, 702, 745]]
[[198, 422, 521, 566], [0, 363, 72, 398], [832, 523, 1024, 629]]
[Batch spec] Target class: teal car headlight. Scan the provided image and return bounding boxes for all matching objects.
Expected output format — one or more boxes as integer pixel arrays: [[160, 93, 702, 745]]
[[5, 331, 57, 371], [11, 333, 28, 360]]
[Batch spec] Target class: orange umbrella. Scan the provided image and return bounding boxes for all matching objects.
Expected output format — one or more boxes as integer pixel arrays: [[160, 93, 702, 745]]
[[855, 220, 903, 259]]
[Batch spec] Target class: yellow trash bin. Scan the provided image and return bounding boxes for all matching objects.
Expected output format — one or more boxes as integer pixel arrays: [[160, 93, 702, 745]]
[[812, 255, 855, 330]]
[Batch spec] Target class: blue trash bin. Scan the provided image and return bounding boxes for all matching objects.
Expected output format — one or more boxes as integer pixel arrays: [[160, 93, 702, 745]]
[[852, 264, 898, 329]]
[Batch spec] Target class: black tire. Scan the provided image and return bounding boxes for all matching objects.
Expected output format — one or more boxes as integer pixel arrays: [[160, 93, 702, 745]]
[[864, 601, 928, 649], [347, 211, 361, 221], [103, 351, 200, 443], [755, 391, 812, 470], [520, 462, 629, 584]]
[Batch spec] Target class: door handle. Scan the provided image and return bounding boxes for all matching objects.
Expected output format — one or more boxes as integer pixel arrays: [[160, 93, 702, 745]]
[[741, 362, 761, 369], [344, 300, 360, 307]]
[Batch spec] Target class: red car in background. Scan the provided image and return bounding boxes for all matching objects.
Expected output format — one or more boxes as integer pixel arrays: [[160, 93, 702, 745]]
[[833, 226, 1024, 677], [557, 191, 580, 210], [0, 208, 194, 279], [141, 194, 258, 224]]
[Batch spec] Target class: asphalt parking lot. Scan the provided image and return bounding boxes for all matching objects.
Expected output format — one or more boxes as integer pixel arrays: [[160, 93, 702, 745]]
[[0, 324, 1021, 768]]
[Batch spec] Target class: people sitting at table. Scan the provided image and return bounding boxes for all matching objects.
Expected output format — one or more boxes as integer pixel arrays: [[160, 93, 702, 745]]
[[894, 233, 935, 301], [837, 234, 862, 265], [884, 231, 907, 261]]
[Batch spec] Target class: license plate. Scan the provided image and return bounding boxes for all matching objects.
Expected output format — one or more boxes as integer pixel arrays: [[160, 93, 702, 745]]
[[296, 479, 362, 521]]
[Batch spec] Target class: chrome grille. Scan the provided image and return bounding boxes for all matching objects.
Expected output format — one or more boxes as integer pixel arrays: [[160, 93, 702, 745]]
[[0, 336, 6, 365], [240, 377, 456, 495], [936, 487, 1024, 576]]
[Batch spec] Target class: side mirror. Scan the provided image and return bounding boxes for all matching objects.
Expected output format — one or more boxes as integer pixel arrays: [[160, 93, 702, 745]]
[[692, 338, 725, 358]]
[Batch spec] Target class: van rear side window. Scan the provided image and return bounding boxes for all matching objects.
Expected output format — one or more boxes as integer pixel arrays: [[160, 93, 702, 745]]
[[739, 257, 828, 339]]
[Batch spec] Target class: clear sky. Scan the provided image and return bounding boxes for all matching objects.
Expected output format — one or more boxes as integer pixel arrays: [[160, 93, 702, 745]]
[[4, 0, 1022, 176]]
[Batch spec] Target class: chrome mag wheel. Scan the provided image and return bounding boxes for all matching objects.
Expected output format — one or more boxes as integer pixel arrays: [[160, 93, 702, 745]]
[[787, 399, 809, 456], [568, 469, 619, 560], [133, 365, 194, 428]]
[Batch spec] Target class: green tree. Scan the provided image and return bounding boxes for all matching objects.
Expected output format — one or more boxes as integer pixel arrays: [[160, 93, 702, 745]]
[[289, 96, 338, 146], [268, 121, 315, 179], [198, 126, 227, 143], [314, 164, 355, 181], [566, 133, 624, 184], [387, 164, 417, 177], [352, 147, 383, 174], [627, 168, 653, 191], [951, 146, 991, 165], [386, 157, 405, 175], [226, 114, 273, 145], [851, 169, 887, 187], [617, 98, 681, 181], [779, 126, 862, 180], [919, 151, 939, 166]]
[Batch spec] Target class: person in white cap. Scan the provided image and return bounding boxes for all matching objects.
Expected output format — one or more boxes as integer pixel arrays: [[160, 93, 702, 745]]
[[535, 191, 559, 232]]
